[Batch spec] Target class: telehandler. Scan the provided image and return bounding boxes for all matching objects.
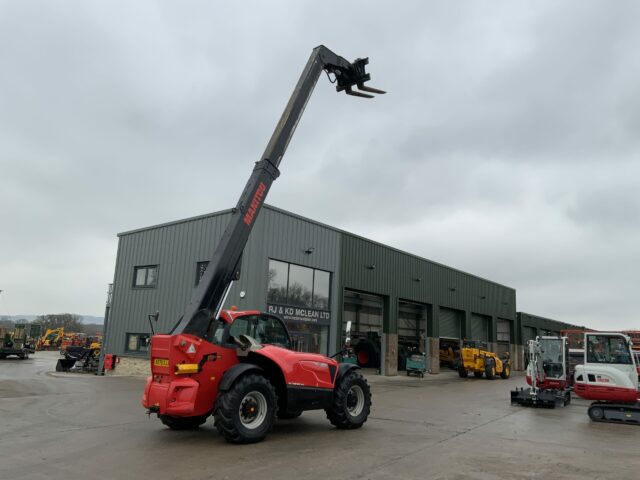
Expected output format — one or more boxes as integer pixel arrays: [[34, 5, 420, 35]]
[[141, 45, 385, 443], [458, 341, 510, 380]]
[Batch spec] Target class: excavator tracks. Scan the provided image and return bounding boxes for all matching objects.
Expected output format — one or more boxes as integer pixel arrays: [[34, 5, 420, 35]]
[[588, 402, 640, 425]]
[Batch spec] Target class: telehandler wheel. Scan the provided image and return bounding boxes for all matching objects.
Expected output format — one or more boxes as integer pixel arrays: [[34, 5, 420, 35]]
[[484, 359, 496, 380], [214, 373, 277, 444], [473, 372, 483, 378], [500, 364, 511, 379], [159, 414, 208, 430], [325, 370, 371, 429], [457, 365, 468, 378]]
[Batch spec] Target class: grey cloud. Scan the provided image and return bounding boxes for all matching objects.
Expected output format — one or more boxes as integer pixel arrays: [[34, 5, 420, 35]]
[[1, 1, 638, 330]]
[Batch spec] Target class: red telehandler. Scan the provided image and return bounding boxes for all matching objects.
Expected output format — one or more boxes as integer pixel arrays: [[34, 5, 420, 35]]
[[141, 46, 385, 443]]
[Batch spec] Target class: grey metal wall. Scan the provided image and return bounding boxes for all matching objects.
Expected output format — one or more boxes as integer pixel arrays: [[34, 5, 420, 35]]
[[104, 203, 520, 358], [104, 206, 341, 357], [339, 233, 517, 343], [515, 312, 585, 345]]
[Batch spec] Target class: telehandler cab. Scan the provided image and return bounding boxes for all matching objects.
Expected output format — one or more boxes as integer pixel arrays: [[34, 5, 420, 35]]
[[141, 45, 385, 443]]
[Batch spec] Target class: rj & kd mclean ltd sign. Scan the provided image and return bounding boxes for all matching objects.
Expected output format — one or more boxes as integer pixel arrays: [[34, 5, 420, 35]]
[[267, 304, 331, 325]]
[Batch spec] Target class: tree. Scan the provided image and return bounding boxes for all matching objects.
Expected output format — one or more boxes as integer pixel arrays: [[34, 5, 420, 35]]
[[35, 314, 85, 333]]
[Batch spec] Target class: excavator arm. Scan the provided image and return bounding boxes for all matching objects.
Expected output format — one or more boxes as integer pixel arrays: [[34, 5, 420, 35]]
[[172, 45, 384, 338]]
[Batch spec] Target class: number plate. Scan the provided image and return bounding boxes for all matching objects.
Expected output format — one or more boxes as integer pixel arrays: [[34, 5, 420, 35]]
[[153, 358, 169, 367]]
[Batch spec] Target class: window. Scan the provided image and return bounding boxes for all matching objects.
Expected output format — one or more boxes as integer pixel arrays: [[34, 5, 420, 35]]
[[126, 333, 150, 353], [288, 264, 313, 307], [228, 315, 291, 349], [586, 335, 632, 365], [133, 265, 158, 288], [195, 261, 209, 286], [266, 259, 331, 309]]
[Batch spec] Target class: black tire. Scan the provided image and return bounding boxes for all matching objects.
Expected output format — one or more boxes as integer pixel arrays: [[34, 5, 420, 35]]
[[473, 372, 483, 378], [484, 358, 496, 380], [326, 371, 371, 429], [500, 363, 511, 379], [277, 410, 302, 420], [214, 374, 277, 444], [159, 414, 208, 430], [0, 354, 5, 360], [458, 365, 468, 378]]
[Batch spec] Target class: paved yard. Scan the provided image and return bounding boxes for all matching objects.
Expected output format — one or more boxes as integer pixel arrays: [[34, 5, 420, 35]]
[[0, 351, 638, 480]]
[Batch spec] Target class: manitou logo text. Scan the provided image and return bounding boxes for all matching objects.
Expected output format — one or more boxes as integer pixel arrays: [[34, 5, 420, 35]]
[[243, 182, 267, 226]]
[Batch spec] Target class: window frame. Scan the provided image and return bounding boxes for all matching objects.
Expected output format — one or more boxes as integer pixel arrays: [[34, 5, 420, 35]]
[[266, 259, 332, 310], [125, 332, 151, 354], [132, 265, 159, 289]]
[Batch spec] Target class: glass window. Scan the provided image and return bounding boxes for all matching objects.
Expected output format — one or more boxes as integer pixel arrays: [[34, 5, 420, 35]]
[[125, 333, 150, 353], [287, 264, 314, 307], [267, 259, 332, 310], [313, 270, 330, 309], [267, 260, 289, 304], [133, 265, 158, 288], [539, 337, 564, 378], [586, 335, 632, 365], [228, 315, 291, 349], [288, 321, 329, 355]]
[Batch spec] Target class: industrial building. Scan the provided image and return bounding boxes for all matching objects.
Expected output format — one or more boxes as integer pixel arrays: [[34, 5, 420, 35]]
[[102, 205, 579, 375]]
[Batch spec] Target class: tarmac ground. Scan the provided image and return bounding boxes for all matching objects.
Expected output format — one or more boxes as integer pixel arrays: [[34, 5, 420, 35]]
[[0, 351, 638, 480]]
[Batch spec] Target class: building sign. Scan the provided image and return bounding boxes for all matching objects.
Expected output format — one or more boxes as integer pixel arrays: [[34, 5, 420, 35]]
[[267, 303, 331, 326]]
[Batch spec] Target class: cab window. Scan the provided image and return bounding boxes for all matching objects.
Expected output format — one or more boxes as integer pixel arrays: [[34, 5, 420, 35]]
[[586, 335, 632, 365], [227, 315, 291, 349]]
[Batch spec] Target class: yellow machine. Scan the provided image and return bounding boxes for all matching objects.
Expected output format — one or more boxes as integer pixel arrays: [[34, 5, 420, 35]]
[[36, 328, 64, 351], [458, 342, 511, 379]]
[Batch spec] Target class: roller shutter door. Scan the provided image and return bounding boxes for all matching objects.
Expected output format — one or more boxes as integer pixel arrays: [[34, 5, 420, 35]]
[[496, 319, 511, 356], [439, 307, 462, 339], [522, 326, 537, 343], [470, 314, 490, 342]]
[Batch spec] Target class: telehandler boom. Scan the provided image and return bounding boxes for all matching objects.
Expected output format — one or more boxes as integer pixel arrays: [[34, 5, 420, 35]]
[[142, 46, 385, 443]]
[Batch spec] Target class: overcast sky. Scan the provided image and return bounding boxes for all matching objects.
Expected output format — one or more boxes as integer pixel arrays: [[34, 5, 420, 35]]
[[1, 1, 638, 330]]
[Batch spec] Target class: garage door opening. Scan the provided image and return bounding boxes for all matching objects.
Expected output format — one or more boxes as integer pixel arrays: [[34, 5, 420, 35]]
[[343, 290, 383, 370], [398, 300, 426, 371], [439, 307, 463, 369]]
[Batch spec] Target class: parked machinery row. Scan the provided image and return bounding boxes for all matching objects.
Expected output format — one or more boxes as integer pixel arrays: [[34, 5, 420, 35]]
[[512, 332, 639, 425]]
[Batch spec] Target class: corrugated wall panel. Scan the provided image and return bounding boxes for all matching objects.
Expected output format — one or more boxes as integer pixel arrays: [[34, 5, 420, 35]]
[[106, 206, 341, 357], [339, 233, 516, 339]]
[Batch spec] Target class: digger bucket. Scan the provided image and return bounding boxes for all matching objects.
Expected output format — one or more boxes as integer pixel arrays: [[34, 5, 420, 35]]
[[511, 387, 570, 409], [56, 358, 76, 372]]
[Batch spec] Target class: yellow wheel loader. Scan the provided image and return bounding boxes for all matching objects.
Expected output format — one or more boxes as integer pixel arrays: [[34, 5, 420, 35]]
[[457, 341, 510, 380]]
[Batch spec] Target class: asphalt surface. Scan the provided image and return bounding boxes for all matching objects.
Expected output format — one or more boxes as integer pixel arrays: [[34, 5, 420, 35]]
[[0, 351, 638, 480]]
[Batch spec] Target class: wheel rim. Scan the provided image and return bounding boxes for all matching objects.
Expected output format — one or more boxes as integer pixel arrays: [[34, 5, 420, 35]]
[[590, 407, 604, 420], [346, 384, 365, 417], [239, 391, 268, 429]]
